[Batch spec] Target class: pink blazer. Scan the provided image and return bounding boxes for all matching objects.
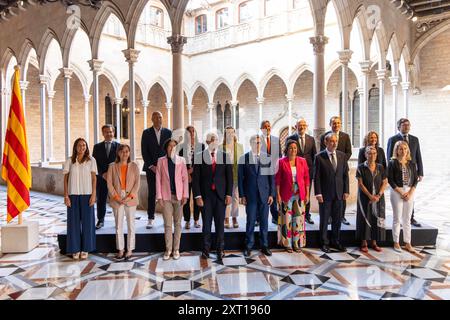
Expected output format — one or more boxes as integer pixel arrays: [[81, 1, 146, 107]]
[[275, 156, 310, 202], [155, 155, 189, 201]]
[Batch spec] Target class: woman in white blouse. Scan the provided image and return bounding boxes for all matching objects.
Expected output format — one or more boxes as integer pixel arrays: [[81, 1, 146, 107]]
[[63, 138, 97, 260]]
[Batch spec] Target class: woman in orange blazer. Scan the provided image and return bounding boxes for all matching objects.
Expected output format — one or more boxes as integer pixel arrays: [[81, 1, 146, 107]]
[[275, 140, 310, 252], [106, 144, 141, 261], [156, 138, 189, 260]]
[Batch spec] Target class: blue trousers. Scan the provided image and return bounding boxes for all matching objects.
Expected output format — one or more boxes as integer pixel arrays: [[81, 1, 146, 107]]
[[246, 197, 269, 250], [67, 195, 96, 254]]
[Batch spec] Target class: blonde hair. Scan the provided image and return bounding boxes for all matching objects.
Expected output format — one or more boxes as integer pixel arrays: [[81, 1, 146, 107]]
[[391, 141, 412, 161]]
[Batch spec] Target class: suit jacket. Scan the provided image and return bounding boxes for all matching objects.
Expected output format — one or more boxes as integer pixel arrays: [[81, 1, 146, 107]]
[[92, 140, 119, 175], [275, 156, 310, 202], [285, 133, 317, 178], [238, 152, 275, 204], [155, 155, 189, 201], [192, 149, 233, 201], [106, 161, 141, 208], [358, 146, 387, 169], [314, 150, 349, 201], [260, 134, 282, 158], [387, 159, 419, 190], [141, 126, 172, 172], [386, 133, 423, 176], [178, 142, 206, 168], [320, 131, 352, 162]]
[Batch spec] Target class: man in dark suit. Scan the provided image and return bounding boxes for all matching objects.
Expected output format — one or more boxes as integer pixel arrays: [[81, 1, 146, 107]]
[[141, 111, 172, 229], [314, 132, 349, 253], [92, 124, 119, 229], [386, 118, 424, 227], [193, 132, 233, 260], [286, 118, 317, 224], [320, 116, 352, 225], [238, 135, 274, 257], [259, 120, 281, 225]]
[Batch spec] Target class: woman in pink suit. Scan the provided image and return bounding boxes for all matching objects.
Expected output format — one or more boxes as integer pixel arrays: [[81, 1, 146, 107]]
[[275, 140, 310, 253], [156, 138, 189, 260]]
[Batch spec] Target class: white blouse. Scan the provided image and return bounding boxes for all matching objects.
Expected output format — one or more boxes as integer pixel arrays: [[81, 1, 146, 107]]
[[291, 166, 297, 182], [63, 156, 98, 195]]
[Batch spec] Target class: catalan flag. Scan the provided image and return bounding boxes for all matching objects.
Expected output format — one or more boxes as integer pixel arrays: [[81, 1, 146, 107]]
[[1, 66, 31, 223]]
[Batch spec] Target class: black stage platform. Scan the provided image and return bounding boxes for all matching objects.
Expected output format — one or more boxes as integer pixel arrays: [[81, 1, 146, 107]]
[[57, 214, 438, 254]]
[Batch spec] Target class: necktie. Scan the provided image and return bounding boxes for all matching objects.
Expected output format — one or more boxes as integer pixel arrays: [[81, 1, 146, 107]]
[[267, 137, 271, 154], [403, 135, 409, 144], [300, 136, 305, 153], [331, 153, 337, 172], [106, 142, 111, 158], [211, 151, 216, 191]]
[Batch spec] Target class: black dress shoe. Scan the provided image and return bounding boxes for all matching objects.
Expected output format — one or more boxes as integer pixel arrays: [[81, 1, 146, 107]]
[[261, 247, 272, 256], [244, 249, 252, 257], [411, 218, 422, 227], [201, 251, 209, 259], [216, 251, 225, 260], [331, 243, 347, 252], [341, 217, 350, 225], [95, 221, 104, 230], [306, 216, 314, 224], [321, 245, 330, 253], [255, 221, 260, 227]]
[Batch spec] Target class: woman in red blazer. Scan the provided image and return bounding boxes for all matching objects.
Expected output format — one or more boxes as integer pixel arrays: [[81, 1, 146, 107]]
[[275, 140, 310, 252]]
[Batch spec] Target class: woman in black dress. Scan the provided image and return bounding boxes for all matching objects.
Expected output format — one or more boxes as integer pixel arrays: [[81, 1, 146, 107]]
[[358, 131, 387, 169], [356, 146, 388, 252]]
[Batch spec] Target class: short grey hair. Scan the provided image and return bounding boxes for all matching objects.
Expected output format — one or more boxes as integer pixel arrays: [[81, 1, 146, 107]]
[[364, 145, 377, 156], [206, 132, 219, 143], [324, 132, 338, 142]]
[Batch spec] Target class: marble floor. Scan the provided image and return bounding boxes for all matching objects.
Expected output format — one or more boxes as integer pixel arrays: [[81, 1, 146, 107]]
[[1, 174, 450, 300]]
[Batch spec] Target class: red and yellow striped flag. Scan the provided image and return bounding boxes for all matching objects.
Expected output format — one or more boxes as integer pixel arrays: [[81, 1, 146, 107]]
[[1, 66, 32, 223]]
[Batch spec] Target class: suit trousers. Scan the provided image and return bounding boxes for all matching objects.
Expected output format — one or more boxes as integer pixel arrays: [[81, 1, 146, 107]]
[[225, 183, 240, 218], [146, 170, 156, 220], [319, 200, 343, 246], [390, 186, 414, 244], [183, 182, 201, 222], [96, 176, 108, 222], [245, 196, 269, 249], [67, 195, 96, 254], [305, 178, 313, 219], [201, 190, 226, 253], [113, 191, 136, 252], [162, 195, 183, 253]]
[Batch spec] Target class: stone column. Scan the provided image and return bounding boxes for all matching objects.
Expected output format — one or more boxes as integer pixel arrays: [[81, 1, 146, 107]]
[[167, 35, 187, 131], [286, 94, 294, 135], [142, 99, 149, 129], [359, 60, 371, 147], [401, 81, 410, 119], [186, 104, 193, 125], [376, 69, 386, 146], [310, 35, 328, 148], [357, 86, 364, 146], [389, 75, 400, 133], [0, 77, 4, 154], [337, 49, 353, 132], [84, 94, 91, 144], [88, 59, 103, 144], [256, 97, 265, 126], [208, 102, 215, 131], [122, 49, 140, 160], [47, 90, 55, 161], [61, 68, 73, 159], [19, 80, 29, 118], [39, 75, 48, 165], [114, 98, 122, 142], [230, 100, 238, 129], [166, 102, 172, 130]]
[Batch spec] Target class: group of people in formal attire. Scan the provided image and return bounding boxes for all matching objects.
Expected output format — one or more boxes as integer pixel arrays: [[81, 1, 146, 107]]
[[62, 111, 424, 260]]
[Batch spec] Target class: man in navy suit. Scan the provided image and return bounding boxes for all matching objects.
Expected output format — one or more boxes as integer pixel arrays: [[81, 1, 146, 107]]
[[193, 132, 233, 260], [386, 118, 424, 227], [286, 118, 317, 225], [141, 111, 172, 228], [314, 132, 349, 253], [92, 124, 119, 229], [320, 116, 352, 226], [238, 135, 274, 257], [260, 120, 281, 225]]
